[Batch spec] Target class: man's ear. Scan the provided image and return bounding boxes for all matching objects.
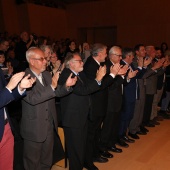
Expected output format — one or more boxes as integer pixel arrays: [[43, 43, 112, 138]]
[[29, 59, 34, 66]]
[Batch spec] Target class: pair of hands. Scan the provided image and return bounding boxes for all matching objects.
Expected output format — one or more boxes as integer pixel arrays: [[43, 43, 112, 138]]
[[110, 63, 129, 76], [6, 72, 36, 91], [95, 63, 134, 82], [137, 57, 152, 67], [111, 63, 138, 79], [152, 57, 166, 70], [51, 72, 77, 89]]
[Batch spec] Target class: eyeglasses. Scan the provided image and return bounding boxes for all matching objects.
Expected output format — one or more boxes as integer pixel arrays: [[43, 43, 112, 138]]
[[50, 56, 57, 58], [112, 53, 122, 57], [72, 60, 83, 63], [31, 57, 47, 62]]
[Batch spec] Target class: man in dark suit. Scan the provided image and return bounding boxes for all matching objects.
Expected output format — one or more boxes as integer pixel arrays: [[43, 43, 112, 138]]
[[20, 47, 77, 170], [0, 70, 35, 170], [83, 43, 122, 169], [58, 52, 106, 170], [117, 48, 141, 147], [99, 46, 128, 154]]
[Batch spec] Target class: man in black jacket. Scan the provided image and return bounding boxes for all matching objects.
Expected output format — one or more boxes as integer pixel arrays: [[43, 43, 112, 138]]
[[58, 52, 106, 170]]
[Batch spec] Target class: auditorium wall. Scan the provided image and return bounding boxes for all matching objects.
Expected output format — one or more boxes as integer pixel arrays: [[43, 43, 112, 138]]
[[1, 0, 170, 47], [66, 0, 170, 47], [0, 0, 68, 39]]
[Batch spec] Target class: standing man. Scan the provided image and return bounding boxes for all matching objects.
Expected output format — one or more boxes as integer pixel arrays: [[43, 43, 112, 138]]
[[0, 70, 36, 170], [99, 46, 128, 154], [117, 48, 140, 147], [58, 52, 106, 170], [20, 47, 77, 170], [15, 31, 34, 71], [142, 46, 164, 128], [84, 43, 122, 170], [128, 44, 153, 139]]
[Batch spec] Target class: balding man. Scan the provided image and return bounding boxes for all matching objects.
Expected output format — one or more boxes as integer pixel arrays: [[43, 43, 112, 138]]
[[20, 47, 76, 170]]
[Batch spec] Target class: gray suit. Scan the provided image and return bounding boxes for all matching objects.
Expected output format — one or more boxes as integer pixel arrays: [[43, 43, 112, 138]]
[[143, 65, 164, 125], [129, 68, 155, 134], [21, 68, 71, 170]]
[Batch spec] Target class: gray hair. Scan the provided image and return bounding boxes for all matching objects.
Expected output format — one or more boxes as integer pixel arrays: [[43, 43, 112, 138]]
[[26, 47, 39, 63], [64, 52, 81, 69], [39, 45, 52, 53], [91, 43, 107, 57], [109, 46, 121, 58]]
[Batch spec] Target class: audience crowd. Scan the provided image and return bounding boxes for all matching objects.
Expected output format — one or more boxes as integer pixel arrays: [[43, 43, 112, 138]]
[[0, 31, 170, 170]]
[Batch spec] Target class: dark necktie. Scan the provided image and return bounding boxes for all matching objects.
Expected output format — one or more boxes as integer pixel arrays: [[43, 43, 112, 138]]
[[77, 74, 83, 84]]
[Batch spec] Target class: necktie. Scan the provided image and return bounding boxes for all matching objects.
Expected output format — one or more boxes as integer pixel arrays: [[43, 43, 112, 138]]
[[77, 74, 83, 84], [38, 75, 44, 86]]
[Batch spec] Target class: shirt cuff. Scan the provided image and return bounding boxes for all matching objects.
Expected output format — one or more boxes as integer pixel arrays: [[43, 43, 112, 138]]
[[6, 87, 12, 93], [17, 85, 26, 95], [127, 78, 131, 83], [121, 75, 125, 79], [51, 85, 55, 91], [109, 73, 115, 79], [95, 79, 101, 85], [138, 66, 142, 70]]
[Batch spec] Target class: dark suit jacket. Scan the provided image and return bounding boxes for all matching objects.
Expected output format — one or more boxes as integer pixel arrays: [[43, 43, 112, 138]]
[[0, 68, 23, 141], [83, 56, 116, 118], [106, 60, 124, 112], [120, 60, 139, 103], [20, 68, 71, 142], [58, 68, 100, 128]]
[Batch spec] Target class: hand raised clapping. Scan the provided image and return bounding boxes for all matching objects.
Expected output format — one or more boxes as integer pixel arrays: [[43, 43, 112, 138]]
[[96, 65, 106, 82]]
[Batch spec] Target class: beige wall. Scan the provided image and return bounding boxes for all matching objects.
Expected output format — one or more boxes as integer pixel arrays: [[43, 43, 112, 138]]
[[27, 4, 68, 39], [66, 0, 170, 47], [0, 0, 68, 39], [1, 0, 170, 47]]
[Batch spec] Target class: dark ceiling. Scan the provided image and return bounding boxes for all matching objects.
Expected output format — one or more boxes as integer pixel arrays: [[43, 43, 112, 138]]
[[63, 0, 100, 4], [19, 0, 101, 8]]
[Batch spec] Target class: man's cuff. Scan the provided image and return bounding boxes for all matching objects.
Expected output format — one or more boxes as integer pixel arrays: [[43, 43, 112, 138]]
[[6, 87, 12, 93], [17, 85, 26, 95], [121, 75, 125, 79], [51, 85, 55, 91], [109, 73, 115, 79], [126, 78, 131, 83], [138, 66, 142, 70], [95, 79, 101, 85]]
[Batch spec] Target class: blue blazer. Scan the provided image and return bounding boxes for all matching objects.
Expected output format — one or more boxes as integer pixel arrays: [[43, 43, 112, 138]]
[[0, 68, 24, 141]]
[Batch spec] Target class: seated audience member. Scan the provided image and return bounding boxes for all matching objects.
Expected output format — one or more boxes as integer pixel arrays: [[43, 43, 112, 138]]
[[0, 38, 9, 54], [49, 51, 63, 76], [6, 48, 19, 73], [160, 42, 168, 56], [80, 42, 91, 63], [39, 45, 53, 72], [0, 50, 13, 81], [38, 36, 47, 47]]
